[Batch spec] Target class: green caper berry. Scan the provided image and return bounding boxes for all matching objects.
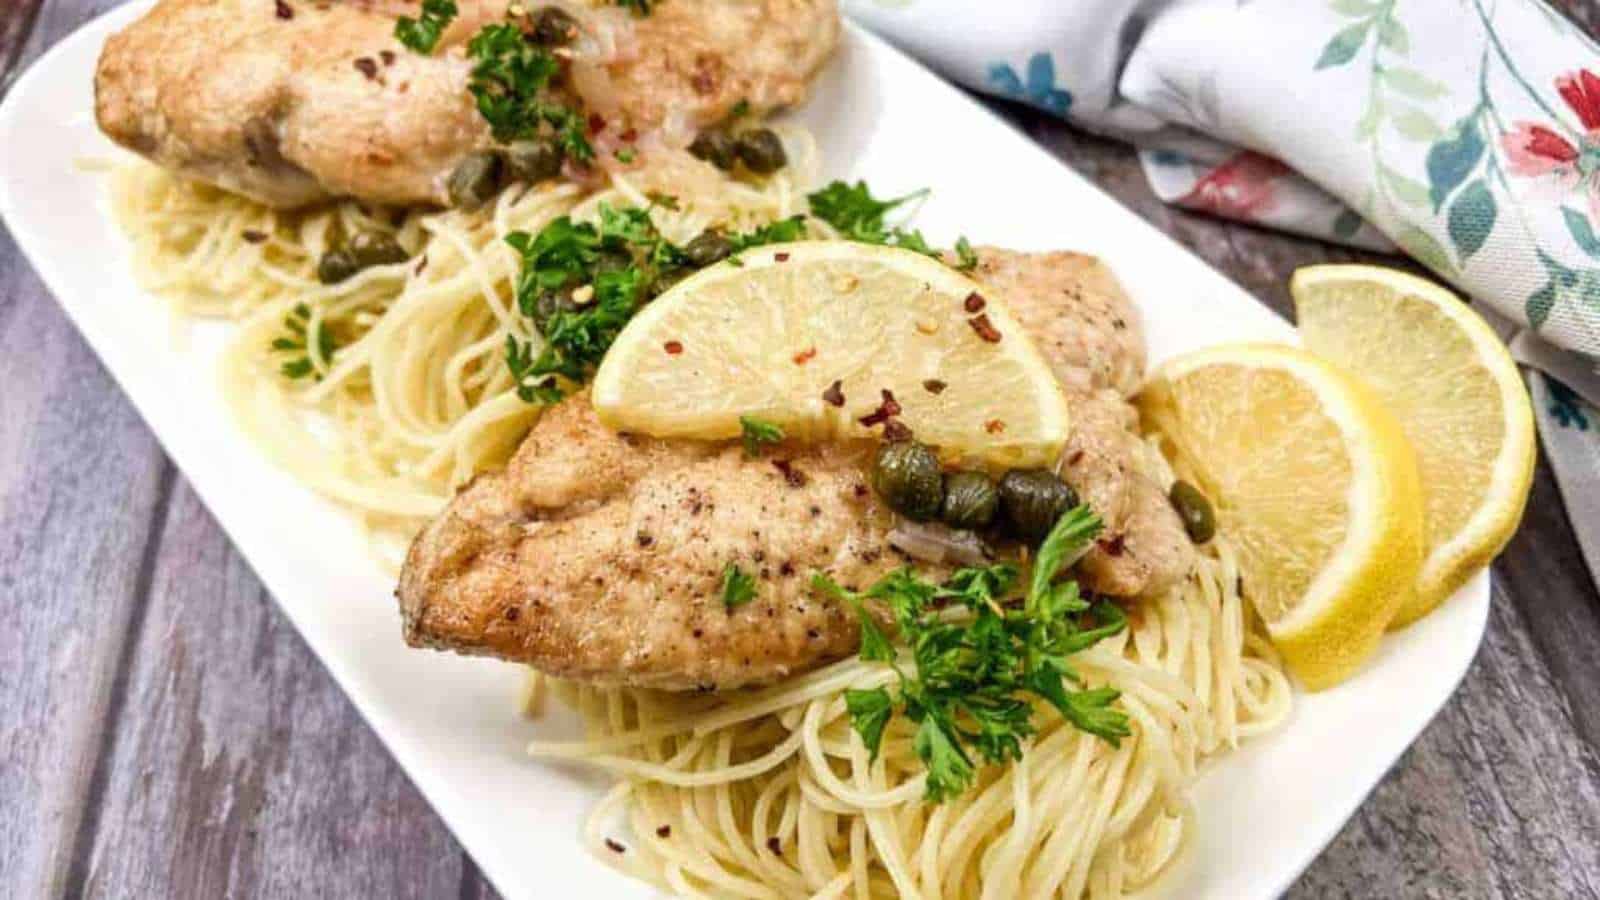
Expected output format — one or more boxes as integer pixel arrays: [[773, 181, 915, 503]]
[[316, 247, 361, 285], [447, 150, 505, 210], [347, 230, 409, 268], [648, 265, 689, 298], [940, 471, 998, 530], [682, 229, 735, 268], [872, 441, 944, 522], [734, 128, 787, 174], [594, 247, 633, 275], [688, 128, 737, 170], [1169, 480, 1216, 544], [998, 469, 1080, 543], [505, 138, 564, 184], [530, 6, 579, 46], [531, 286, 580, 332]]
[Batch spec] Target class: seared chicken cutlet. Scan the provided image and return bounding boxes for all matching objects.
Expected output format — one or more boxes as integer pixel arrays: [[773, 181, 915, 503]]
[[95, 0, 838, 207], [398, 248, 1194, 689]]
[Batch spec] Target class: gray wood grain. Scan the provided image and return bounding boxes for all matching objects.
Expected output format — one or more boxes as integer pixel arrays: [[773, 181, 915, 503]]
[[3, 2, 1600, 899], [72, 482, 469, 899]]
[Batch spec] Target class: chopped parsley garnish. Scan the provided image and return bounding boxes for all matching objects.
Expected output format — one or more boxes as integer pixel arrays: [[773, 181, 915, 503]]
[[727, 215, 806, 253], [806, 180, 975, 270], [721, 562, 757, 609], [395, 0, 457, 54], [954, 237, 979, 272], [814, 505, 1130, 802], [739, 416, 785, 457], [614, 148, 637, 164], [466, 24, 592, 160], [270, 303, 338, 380], [502, 207, 809, 402]]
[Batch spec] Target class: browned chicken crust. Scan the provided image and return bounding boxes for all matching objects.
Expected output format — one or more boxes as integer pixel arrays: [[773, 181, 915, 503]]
[[95, 0, 839, 207], [398, 248, 1193, 689]]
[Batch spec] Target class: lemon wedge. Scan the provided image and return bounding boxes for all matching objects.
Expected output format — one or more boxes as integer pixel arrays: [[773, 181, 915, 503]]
[[1291, 265, 1535, 627], [592, 241, 1070, 467], [1139, 343, 1425, 690]]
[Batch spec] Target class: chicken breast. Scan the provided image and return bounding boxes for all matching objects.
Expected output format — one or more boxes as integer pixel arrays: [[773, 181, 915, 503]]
[[399, 248, 1194, 688], [94, 0, 839, 208], [969, 248, 1192, 597], [399, 394, 920, 689]]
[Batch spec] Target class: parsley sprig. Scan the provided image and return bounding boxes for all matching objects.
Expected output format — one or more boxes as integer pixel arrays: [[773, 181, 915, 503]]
[[813, 505, 1130, 803], [721, 562, 757, 609], [395, 0, 458, 54], [270, 303, 339, 381], [739, 416, 785, 457], [805, 181, 977, 271], [466, 24, 592, 160], [503, 206, 808, 402]]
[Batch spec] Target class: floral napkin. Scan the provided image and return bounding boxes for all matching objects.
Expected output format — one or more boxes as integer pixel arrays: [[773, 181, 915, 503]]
[[844, 0, 1600, 584]]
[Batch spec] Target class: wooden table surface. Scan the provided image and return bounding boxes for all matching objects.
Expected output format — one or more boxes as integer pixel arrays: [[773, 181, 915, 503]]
[[5, 2, 1600, 897]]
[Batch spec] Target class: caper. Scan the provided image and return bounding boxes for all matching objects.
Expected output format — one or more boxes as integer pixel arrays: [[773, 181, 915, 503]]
[[347, 230, 409, 268], [871, 441, 943, 521], [1169, 480, 1216, 544], [682, 229, 735, 267], [734, 128, 787, 174], [447, 150, 505, 210], [505, 138, 565, 184], [595, 247, 633, 275], [940, 471, 998, 530], [531, 286, 580, 331], [316, 247, 361, 285], [999, 469, 1080, 543], [688, 128, 737, 170], [530, 6, 579, 46], [647, 265, 689, 298]]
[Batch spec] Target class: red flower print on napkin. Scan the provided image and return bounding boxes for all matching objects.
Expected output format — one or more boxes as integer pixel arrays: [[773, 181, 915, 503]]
[[1175, 151, 1293, 222], [1502, 69, 1600, 221]]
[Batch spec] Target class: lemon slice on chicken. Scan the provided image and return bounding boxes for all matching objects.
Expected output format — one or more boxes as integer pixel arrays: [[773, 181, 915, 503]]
[[593, 241, 1070, 467], [1139, 343, 1425, 690], [1292, 265, 1535, 627]]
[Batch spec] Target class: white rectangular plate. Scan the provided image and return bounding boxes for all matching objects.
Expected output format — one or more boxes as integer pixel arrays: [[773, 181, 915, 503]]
[[0, 6, 1488, 898]]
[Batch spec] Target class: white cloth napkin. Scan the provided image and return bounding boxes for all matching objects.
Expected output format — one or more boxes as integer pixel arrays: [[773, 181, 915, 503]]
[[845, 0, 1600, 584]]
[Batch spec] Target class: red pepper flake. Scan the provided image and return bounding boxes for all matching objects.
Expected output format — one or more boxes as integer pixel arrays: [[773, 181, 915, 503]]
[[822, 380, 845, 407], [963, 292, 986, 313], [775, 252, 790, 262], [766, 837, 782, 855], [604, 839, 627, 854], [587, 113, 607, 135], [656, 825, 672, 838], [968, 314, 1002, 343], [882, 420, 913, 442], [620, 127, 639, 143], [353, 57, 379, 81], [792, 346, 816, 365], [985, 419, 1006, 434], [857, 389, 902, 428], [1100, 535, 1126, 557], [664, 340, 684, 355], [241, 229, 268, 244], [922, 379, 946, 395], [274, 0, 294, 19], [772, 459, 808, 487], [1067, 449, 1085, 465], [380, 50, 396, 66]]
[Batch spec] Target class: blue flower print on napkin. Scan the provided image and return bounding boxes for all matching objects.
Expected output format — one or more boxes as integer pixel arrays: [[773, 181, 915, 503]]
[[987, 52, 1072, 118]]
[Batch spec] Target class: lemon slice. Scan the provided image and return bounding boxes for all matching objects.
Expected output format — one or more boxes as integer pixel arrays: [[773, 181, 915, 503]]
[[1139, 343, 1424, 690], [592, 241, 1070, 467], [1292, 265, 1535, 627]]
